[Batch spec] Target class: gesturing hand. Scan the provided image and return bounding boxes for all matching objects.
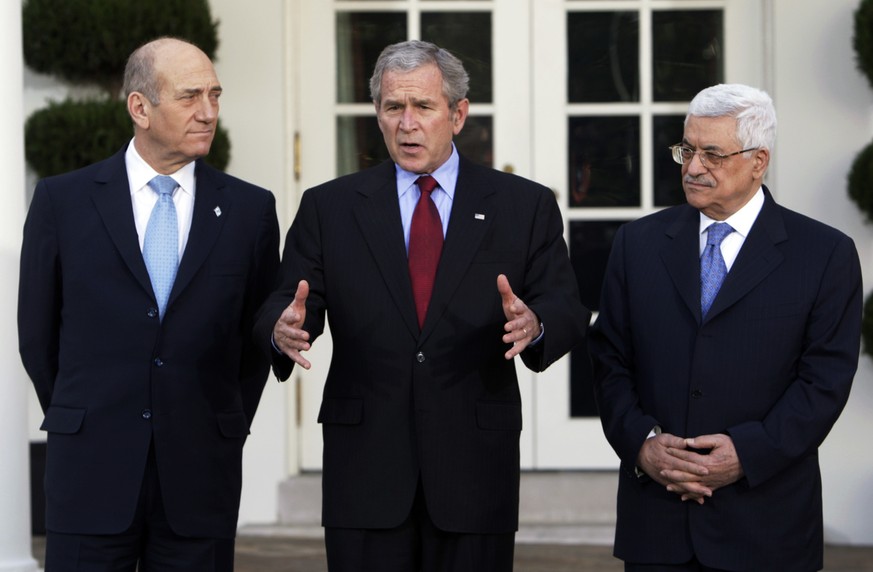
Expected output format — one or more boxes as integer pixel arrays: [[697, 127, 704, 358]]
[[272, 280, 312, 369], [497, 274, 542, 360]]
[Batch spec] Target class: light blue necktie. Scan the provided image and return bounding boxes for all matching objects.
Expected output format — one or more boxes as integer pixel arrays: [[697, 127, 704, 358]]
[[143, 175, 179, 320], [700, 222, 734, 317]]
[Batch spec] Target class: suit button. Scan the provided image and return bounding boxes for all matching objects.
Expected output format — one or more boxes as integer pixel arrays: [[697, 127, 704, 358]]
[[691, 389, 703, 398], [147, 307, 158, 318], [142, 409, 152, 420], [416, 352, 425, 363], [154, 358, 163, 367]]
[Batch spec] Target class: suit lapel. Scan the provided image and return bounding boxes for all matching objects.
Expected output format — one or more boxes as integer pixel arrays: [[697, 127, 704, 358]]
[[91, 149, 155, 298], [353, 162, 422, 338], [169, 161, 229, 307], [704, 188, 786, 321], [421, 158, 496, 339], [660, 205, 702, 321]]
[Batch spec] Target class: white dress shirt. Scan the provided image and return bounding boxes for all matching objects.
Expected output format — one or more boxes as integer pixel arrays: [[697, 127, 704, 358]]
[[396, 145, 459, 251], [125, 139, 196, 258], [698, 187, 765, 271]]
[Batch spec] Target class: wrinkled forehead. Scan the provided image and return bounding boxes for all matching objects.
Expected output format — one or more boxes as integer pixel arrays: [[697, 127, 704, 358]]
[[683, 115, 739, 148], [153, 42, 220, 91]]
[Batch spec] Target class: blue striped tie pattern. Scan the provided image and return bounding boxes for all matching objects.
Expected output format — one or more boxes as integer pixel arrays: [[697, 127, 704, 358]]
[[143, 175, 179, 320], [700, 222, 733, 317]]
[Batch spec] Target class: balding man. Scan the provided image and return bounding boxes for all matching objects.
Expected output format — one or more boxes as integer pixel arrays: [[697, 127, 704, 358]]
[[19, 38, 280, 571]]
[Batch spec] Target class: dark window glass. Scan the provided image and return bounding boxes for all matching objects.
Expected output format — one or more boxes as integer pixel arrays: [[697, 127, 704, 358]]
[[652, 10, 723, 102], [454, 115, 493, 168], [336, 12, 407, 104], [421, 12, 492, 103], [569, 220, 626, 418], [653, 114, 687, 207], [336, 116, 388, 175], [568, 11, 639, 103], [569, 116, 640, 207]]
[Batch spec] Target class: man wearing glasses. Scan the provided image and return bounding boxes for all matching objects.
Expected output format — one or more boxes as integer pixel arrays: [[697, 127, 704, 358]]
[[590, 83, 861, 572]]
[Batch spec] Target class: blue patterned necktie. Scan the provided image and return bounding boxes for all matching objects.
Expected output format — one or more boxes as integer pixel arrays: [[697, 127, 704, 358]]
[[700, 222, 734, 317], [143, 175, 179, 320]]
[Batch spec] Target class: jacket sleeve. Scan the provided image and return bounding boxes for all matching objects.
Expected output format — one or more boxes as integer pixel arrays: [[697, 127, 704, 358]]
[[253, 188, 326, 382], [240, 190, 281, 426], [520, 184, 590, 373], [18, 180, 62, 413]]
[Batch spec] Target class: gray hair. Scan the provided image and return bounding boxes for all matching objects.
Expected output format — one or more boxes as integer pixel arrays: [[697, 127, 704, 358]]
[[686, 83, 777, 152], [369, 40, 469, 109], [122, 40, 165, 104]]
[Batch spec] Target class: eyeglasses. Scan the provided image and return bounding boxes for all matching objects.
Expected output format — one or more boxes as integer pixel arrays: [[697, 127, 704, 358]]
[[669, 144, 758, 169]]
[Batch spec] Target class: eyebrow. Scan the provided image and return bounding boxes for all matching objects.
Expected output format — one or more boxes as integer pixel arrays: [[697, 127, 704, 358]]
[[681, 139, 725, 152], [177, 85, 223, 97], [383, 96, 436, 107]]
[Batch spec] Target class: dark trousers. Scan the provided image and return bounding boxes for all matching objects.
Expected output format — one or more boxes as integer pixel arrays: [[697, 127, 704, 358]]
[[325, 484, 516, 572], [44, 443, 234, 572], [625, 559, 733, 572]]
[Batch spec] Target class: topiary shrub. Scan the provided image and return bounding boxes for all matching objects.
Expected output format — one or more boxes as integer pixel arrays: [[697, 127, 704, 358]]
[[864, 290, 873, 358], [21, 0, 230, 178], [854, 0, 873, 91], [23, 0, 219, 97], [24, 99, 230, 178], [847, 138, 873, 222], [853, 0, 873, 359]]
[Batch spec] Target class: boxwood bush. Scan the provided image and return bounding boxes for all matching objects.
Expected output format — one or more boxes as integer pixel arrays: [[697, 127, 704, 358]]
[[25, 99, 230, 178], [22, 0, 229, 177]]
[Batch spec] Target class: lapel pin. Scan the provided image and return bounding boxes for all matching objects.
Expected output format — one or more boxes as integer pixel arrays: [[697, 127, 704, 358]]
[[475, 213, 485, 220], [214, 206, 222, 217]]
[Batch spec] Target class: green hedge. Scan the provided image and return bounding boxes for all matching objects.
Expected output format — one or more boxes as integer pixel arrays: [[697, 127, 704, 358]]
[[22, 0, 219, 96], [855, 0, 873, 91], [24, 99, 230, 178]]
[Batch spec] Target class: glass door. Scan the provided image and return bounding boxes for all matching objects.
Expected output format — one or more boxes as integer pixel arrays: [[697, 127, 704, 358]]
[[295, 0, 534, 470], [293, 0, 765, 471], [530, 0, 765, 468]]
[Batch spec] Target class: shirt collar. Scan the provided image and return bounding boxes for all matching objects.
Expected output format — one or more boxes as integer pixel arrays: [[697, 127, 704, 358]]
[[699, 186, 764, 238], [396, 144, 459, 200], [125, 138, 197, 198]]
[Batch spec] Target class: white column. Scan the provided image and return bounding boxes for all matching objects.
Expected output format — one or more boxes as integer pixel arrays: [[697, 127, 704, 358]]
[[0, 1, 40, 571]]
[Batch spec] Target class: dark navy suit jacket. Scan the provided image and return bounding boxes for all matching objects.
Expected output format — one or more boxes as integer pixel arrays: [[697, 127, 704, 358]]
[[18, 146, 280, 538], [255, 156, 590, 534], [590, 187, 862, 571]]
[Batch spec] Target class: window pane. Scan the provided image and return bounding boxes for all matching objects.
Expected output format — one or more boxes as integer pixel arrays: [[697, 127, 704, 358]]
[[454, 115, 493, 168], [421, 12, 492, 103], [653, 114, 686, 207], [337, 12, 407, 104], [652, 10, 723, 101], [569, 116, 640, 207], [568, 11, 639, 103], [336, 116, 388, 175], [568, 220, 626, 418]]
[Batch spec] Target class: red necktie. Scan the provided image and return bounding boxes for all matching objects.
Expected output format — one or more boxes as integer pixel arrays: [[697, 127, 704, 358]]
[[408, 175, 443, 329]]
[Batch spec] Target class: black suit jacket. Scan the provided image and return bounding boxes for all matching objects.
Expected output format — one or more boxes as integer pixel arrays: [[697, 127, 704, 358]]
[[590, 187, 862, 570], [18, 146, 280, 538], [255, 156, 589, 533]]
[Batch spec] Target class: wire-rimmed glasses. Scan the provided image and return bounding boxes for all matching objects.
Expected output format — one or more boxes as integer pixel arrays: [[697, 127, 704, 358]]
[[669, 144, 758, 169]]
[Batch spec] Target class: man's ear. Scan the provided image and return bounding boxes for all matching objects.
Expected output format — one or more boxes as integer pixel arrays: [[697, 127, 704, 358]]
[[128, 92, 151, 130], [751, 148, 770, 180], [451, 98, 469, 136]]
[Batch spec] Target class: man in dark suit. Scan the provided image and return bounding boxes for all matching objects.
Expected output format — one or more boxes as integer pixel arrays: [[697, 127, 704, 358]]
[[18, 38, 279, 571], [255, 40, 589, 571], [590, 83, 862, 571]]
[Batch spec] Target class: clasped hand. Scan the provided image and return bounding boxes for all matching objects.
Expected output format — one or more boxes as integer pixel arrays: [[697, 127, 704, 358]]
[[636, 432, 744, 504]]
